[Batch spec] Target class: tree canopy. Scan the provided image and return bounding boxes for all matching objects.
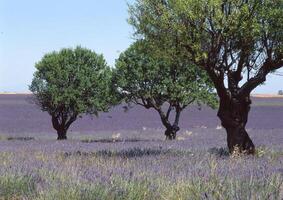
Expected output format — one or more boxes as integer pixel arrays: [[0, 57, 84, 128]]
[[128, 0, 283, 153], [113, 40, 217, 139], [30, 46, 113, 139]]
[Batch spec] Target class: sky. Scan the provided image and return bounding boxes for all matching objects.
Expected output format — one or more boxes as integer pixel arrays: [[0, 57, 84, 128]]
[[0, 0, 282, 93]]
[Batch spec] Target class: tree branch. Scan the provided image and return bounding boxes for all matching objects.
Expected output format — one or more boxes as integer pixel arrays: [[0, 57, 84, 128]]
[[239, 59, 283, 96], [157, 108, 171, 129], [173, 105, 181, 126], [166, 103, 172, 119], [65, 115, 77, 130]]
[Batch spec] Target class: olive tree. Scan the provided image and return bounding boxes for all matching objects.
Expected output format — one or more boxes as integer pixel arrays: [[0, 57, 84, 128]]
[[129, 0, 283, 153], [113, 41, 216, 139], [30, 46, 113, 140]]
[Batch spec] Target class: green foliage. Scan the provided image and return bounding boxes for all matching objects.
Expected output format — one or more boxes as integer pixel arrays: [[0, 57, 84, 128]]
[[113, 40, 217, 111], [30, 46, 112, 115], [30, 46, 114, 137], [128, 0, 283, 150], [129, 0, 283, 95], [113, 40, 217, 138]]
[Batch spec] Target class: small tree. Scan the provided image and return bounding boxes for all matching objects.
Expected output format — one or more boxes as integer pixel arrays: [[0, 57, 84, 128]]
[[30, 46, 113, 140], [129, 0, 283, 153], [113, 41, 216, 139]]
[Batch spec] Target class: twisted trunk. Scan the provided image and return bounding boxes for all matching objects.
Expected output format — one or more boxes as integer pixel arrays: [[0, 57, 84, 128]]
[[138, 98, 183, 140], [52, 114, 77, 140], [159, 105, 181, 140], [164, 124, 180, 140], [218, 95, 255, 154]]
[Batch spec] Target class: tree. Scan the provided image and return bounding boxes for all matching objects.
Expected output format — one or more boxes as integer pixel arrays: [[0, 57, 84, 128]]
[[113, 41, 217, 139], [129, 0, 283, 153], [30, 46, 113, 140]]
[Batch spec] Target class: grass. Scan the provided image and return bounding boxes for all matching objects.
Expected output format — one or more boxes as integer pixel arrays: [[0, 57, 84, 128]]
[[0, 172, 281, 200], [0, 174, 37, 200], [0, 145, 282, 200]]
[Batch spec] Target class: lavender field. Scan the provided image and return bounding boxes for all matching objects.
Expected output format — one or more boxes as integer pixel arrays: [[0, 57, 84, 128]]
[[0, 94, 283, 199]]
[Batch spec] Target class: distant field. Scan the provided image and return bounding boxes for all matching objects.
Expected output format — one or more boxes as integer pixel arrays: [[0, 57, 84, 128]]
[[252, 94, 283, 98], [0, 94, 283, 135]]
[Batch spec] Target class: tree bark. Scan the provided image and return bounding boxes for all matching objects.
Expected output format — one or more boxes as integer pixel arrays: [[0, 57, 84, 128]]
[[57, 129, 67, 140], [51, 114, 76, 140], [162, 106, 181, 140], [165, 124, 180, 140], [217, 95, 255, 154], [139, 98, 183, 140]]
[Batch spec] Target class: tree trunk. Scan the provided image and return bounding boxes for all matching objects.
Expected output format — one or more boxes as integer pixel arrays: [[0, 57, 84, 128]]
[[165, 124, 180, 140], [218, 96, 255, 154], [57, 129, 67, 140], [158, 105, 181, 140], [51, 114, 77, 140]]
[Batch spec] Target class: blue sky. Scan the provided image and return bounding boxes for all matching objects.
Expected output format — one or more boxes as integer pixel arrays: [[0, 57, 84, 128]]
[[0, 0, 282, 93]]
